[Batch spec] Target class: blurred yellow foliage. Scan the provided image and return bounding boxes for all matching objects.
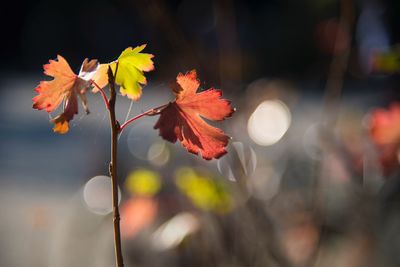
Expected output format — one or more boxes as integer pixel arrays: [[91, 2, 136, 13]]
[[125, 169, 161, 197], [175, 167, 233, 213], [372, 46, 400, 73]]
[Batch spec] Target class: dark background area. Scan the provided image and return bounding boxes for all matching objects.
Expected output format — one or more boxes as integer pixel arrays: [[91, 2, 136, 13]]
[[1, 0, 398, 87]]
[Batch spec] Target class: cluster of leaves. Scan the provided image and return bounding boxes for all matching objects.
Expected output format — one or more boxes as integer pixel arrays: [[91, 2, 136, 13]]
[[32, 45, 154, 133], [32, 45, 234, 160]]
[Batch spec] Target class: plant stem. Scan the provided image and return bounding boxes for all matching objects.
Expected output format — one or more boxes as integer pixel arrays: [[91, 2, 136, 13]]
[[101, 64, 166, 267], [107, 65, 124, 267]]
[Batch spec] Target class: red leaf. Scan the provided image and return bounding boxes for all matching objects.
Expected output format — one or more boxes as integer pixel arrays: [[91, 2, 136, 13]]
[[154, 70, 234, 160], [369, 103, 400, 145], [369, 103, 400, 174], [32, 56, 98, 133]]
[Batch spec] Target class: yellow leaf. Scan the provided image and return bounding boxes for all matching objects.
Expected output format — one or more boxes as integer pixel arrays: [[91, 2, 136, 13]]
[[91, 44, 154, 101], [114, 45, 154, 100]]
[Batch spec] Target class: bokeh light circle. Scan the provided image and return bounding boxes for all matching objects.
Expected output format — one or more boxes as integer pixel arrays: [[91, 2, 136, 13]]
[[148, 141, 170, 166], [247, 100, 291, 146], [83, 175, 121, 215], [127, 121, 157, 160]]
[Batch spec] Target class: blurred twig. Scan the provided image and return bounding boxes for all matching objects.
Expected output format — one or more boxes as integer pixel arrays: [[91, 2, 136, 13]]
[[321, 0, 355, 126], [311, 0, 356, 266]]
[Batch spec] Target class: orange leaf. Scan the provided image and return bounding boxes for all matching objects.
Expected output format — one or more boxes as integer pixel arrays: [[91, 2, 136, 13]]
[[154, 70, 234, 160], [368, 103, 400, 174], [33, 56, 98, 134]]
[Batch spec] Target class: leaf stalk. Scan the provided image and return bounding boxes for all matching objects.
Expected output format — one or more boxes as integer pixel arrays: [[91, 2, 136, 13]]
[[118, 103, 168, 133]]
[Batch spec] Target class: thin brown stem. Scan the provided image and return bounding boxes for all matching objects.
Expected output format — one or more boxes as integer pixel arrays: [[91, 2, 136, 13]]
[[118, 103, 169, 133], [106, 63, 124, 267]]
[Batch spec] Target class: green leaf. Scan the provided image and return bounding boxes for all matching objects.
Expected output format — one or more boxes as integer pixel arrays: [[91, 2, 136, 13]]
[[113, 44, 154, 100]]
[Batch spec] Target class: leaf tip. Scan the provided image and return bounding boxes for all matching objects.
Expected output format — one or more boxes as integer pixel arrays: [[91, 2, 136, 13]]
[[52, 120, 69, 134]]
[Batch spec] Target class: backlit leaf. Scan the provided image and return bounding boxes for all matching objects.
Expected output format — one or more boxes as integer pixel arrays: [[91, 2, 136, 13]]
[[154, 70, 234, 160], [33, 56, 98, 133], [92, 44, 154, 100]]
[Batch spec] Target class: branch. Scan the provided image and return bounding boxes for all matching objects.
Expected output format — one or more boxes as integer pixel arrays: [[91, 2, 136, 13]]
[[106, 63, 124, 267]]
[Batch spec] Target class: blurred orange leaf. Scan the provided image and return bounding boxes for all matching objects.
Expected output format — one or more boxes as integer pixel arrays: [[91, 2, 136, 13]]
[[369, 103, 400, 174], [120, 197, 158, 239], [369, 103, 400, 145]]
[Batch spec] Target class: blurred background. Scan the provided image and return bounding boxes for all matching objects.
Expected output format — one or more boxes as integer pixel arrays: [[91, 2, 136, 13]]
[[1, 0, 400, 266]]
